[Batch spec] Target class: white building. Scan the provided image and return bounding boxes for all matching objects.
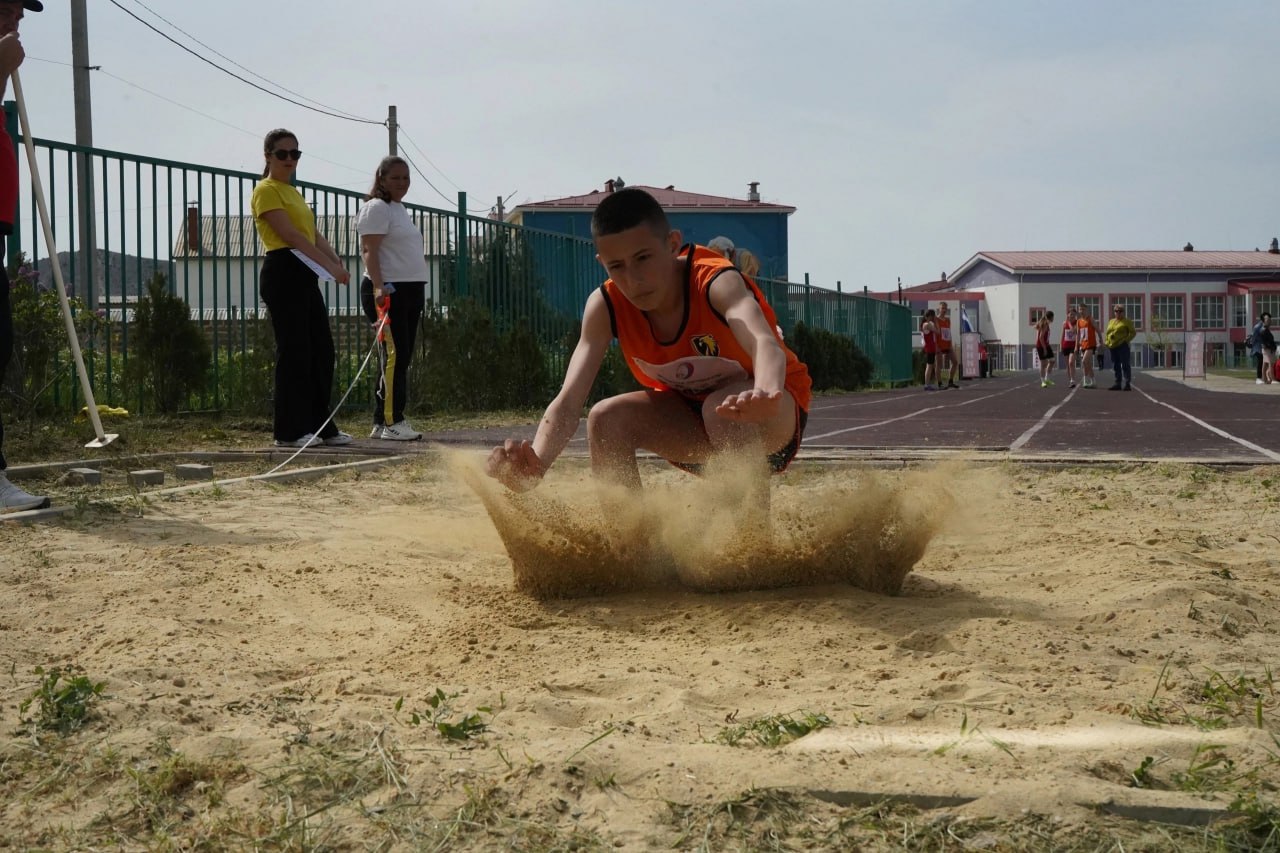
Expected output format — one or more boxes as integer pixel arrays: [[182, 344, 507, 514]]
[[905, 248, 1280, 371], [169, 212, 450, 319]]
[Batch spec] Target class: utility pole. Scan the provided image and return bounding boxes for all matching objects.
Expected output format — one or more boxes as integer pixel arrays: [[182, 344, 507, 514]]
[[495, 195, 504, 221], [71, 0, 97, 308], [387, 105, 397, 155]]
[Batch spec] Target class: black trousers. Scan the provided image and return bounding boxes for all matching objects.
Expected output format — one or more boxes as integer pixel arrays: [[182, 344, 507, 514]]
[[360, 279, 425, 426], [0, 264, 11, 470], [260, 250, 339, 442]]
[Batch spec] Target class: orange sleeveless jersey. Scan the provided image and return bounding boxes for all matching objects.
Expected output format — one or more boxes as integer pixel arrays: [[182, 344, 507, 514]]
[[1077, 315, 1099, 349], [600, 245, 812, 412]]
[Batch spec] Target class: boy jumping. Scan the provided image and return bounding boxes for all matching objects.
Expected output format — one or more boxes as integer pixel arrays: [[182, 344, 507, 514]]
[[486, 188, 811, 491]]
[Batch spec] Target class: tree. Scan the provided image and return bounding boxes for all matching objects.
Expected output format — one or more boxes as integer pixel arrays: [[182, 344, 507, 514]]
[[127, 272, 210, 413]]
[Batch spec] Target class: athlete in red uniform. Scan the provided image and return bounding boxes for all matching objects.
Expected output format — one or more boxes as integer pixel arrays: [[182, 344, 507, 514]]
[[1034, 310, 1055, 388], [1060, 307, 1079, 388], [920, 309, 939, 390]]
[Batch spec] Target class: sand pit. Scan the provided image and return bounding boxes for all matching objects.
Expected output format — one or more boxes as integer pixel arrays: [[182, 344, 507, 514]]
[[2, 454, 1278, 848], [457, 452, 950, 598]]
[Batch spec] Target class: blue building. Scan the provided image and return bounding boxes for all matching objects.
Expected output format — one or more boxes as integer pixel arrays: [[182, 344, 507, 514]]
[[508, 180, 795, 281]]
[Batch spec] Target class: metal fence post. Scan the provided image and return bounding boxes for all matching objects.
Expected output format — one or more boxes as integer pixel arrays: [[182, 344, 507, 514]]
[[456, 191, 469, 298]]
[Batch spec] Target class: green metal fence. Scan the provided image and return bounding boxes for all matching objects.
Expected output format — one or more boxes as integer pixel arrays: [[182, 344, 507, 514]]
[[5, 121, 912, 417]]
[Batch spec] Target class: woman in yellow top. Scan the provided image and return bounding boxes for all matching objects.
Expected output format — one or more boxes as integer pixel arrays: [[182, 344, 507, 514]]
[[251, 128, 353, 447]]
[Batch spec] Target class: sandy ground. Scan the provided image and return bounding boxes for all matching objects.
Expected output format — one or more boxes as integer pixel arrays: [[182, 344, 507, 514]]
[[1, 451, 1278, 848]]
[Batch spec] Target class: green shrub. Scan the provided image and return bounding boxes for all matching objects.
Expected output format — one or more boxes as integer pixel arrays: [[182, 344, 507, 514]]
[[126, 273, 211, 414], [1, 254, 101, 423], [787, 322, 873, 391], [215, 317, 275, 416], [414, 300, 555, 411]]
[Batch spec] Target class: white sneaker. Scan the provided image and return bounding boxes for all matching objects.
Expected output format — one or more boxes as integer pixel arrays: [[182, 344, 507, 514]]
[[379, 420, 422, 441], [275, 433, 319, 448], [0, 473, 50, 512], [1257, 379, 1265, 385], [369, 425, 385, 439], [322, 431, 354, 446]]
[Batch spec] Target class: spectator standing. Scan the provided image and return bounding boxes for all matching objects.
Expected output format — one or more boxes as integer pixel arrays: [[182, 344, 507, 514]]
[[251, 128, 353, 448], [1104, 303, 1136, 391], [1259, 315, 1276, 385], [1251, 312, 1270, 384], [0, 0, 49, 512], [355, 156, 428, 441]]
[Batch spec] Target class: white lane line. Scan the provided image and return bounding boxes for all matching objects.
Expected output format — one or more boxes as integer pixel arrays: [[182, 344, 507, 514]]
[[809, 395, 916, 413], [805, 383, 1027, 442], [1010, 386, 1079, 450], [1134, 385, 1280, 462]]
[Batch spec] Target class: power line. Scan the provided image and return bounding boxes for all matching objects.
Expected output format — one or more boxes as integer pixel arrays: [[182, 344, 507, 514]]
[[28, 58, 375, 177], [396, 126, 488, 214], [25, 55, 74, 67], [97, 68, 260, 142], [397, 124, 465, 192], [394, 146, 456, 207], [122, 0, 372, 124], [104, 0, 384, 126]]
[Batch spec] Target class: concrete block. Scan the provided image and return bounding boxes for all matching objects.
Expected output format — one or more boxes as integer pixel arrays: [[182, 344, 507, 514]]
[[128, 469, 165, 487], [61, 467, 102, 486], [175, 463, 215, 482]]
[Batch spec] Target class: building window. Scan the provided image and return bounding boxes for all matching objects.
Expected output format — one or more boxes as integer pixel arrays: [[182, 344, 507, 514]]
[[1257, 292, 1280, 320], [1111, 295, 1144, 330], [1029, 306, 1047, 325], [1192, 295, 1225, 330], [1231, 294, 1248, 328], [1069, 296, 1102, 323], [1207, 343, 1226, 367], [1152, 295, 1185, 331]]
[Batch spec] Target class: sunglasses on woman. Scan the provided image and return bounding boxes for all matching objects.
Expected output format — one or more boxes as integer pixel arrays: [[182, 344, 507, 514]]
[[272, 149, 303, 161]]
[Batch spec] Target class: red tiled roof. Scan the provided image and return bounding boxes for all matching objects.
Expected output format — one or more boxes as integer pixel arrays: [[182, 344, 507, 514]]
[[962, 250, 1280, 275], [513, 184, 794, 213], [902, 278, 951, 293]]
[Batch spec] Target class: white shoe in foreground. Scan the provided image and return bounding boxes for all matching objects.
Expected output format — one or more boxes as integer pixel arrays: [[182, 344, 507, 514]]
[[379, 420, 423, 441], [0, 473, 50, 512], [274, 433, 320, 448], [322, 432, 354, 446]]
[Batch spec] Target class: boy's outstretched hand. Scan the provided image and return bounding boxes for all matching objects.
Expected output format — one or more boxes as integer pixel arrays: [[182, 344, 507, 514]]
[[714, 388, 782, 422], [486, 440, 547, 492]]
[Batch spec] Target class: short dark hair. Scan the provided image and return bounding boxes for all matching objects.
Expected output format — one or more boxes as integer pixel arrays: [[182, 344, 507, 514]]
[[365, 155, 409, 202], [591, 188, 669, 239]]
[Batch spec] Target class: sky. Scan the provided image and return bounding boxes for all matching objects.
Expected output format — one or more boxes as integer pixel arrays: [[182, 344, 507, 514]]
[[13, 0, 1280, 290]]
